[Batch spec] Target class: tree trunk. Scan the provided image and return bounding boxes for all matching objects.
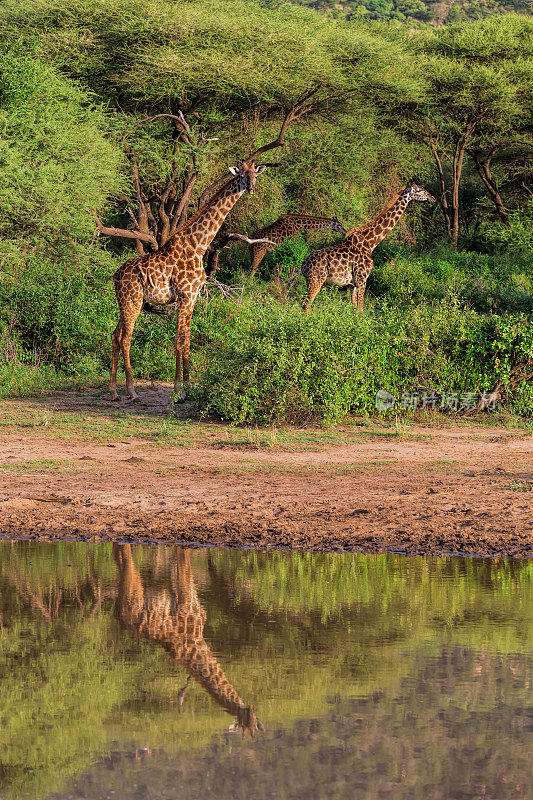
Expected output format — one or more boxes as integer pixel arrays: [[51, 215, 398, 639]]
[[428, 140, 452, 239], [450, 134, 469, 248], [469, 148, 509, 224]]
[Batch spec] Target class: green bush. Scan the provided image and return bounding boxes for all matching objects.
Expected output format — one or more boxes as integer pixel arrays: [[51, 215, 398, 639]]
[[0, 252, 117, 372], [196, 296, 533, 423], [370, 244, 533, 314]]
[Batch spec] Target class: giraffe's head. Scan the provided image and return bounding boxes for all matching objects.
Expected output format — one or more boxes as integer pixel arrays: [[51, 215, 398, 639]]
[[229, 705, 265, 738], [330, 217, 347, 235], [404, 180, 435, 204], [228, 161, 267, 195]]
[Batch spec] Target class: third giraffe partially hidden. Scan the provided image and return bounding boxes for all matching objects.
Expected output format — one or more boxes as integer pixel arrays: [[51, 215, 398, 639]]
[[301, 181, 435, 312], [246, 214, 346, 273]]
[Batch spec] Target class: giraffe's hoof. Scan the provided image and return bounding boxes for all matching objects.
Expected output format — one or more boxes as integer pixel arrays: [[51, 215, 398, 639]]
[[126, 394, 141, 404], [110, 394, 120, 402], [172, 391, 187, 404]]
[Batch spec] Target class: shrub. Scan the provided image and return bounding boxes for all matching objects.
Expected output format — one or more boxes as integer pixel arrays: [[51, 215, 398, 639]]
[[196, 296, 533, 423]]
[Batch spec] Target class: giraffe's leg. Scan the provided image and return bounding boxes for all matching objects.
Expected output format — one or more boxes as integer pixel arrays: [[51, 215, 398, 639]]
[[180, 304, 195, 396], [120, 301, 143, 401], [173, 301, 195, 403], [249, 245, 267, 274], [302, 276, 325, 312], [356, 284, 366, 313], [109, 320, 122, 400], [178, 674, 192, 708], [349, 286, 357, 306], [355, 260, 372, 314]]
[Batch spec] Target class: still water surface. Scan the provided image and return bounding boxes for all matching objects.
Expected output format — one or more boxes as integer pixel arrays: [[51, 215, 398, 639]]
[[0, 542, 531, 800]]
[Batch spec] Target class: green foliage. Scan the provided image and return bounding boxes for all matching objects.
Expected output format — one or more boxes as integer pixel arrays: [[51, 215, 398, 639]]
[[0, 542, 531, 798], [261, 235, 312, 280], [196, 293, 533, 423], [0, 0, 420, 106], [480, 203, 533, 258], [0, 50, 123, 261], [371, 243, 533, 313], [0, 251, 117, 373]]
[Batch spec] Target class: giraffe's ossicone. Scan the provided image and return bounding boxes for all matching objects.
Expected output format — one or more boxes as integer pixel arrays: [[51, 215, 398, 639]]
[[301, 182, 435, 312], [109, 162, 268, 403]]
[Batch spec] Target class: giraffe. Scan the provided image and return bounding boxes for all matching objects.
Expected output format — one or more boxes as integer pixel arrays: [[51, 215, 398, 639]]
[[109, 162, 268, 402], [245, 214, 346, 273], [301, 182, 435, 312], [113, 543, 264, 737]]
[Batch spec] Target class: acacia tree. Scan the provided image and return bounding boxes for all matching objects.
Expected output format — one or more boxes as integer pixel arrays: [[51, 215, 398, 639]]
[[89, 90, 322, 256], [0, 52, 122, 271], [0, 0, 422, 257], [402, 15, 533, 245]]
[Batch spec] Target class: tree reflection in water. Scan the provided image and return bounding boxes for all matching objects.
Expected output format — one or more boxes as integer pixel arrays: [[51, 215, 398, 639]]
[[0, 542, 530, 800]]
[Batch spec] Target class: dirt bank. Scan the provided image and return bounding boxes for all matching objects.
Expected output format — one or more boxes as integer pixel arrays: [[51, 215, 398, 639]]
[[1, 391, 532, 557]]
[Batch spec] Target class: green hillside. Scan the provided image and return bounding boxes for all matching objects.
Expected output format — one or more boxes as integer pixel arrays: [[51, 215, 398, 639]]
[[292, 0, 532, 26]]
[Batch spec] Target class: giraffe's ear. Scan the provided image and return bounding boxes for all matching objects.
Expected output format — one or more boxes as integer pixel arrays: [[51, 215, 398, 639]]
[[255, 164, 267, 175], [228, 166, 240, 176]]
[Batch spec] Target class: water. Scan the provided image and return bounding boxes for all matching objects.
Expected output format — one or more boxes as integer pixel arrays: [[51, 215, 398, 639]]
[[0, 542, 531, 800]]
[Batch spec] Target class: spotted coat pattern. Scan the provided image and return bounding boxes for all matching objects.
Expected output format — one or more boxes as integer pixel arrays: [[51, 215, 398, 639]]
[[113, 544, 263, 737], [301, 183, 435, 312], [110, 162, 267, 402], [246, 214, 346, 273]]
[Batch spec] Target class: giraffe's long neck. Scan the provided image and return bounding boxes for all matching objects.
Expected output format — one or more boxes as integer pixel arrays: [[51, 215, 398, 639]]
[[170, 549, 246, 716], [170, 178, 245, 257], [283, 215, 340, 233], [182, 639, 246, 716], [349, 192, 410, 250], [114, 545, 247, 719]]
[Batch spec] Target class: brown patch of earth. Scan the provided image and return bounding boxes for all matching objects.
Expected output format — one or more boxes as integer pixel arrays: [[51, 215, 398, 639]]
[[1, 392, 532, 557]]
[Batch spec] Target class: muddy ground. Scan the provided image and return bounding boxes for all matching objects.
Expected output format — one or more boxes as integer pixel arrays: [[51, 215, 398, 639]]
[[1, 388, 532, 557]]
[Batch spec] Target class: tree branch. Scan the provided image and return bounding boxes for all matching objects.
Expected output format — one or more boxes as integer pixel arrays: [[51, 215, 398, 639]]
[[221, 233, 278, 247], [89, 210, 158, 248], [244, 88, 320, 162], [169, 174, 197, 236], [120, 112, 189, 145], [467, 147, 509, 224], [197, 90, 319, 207]]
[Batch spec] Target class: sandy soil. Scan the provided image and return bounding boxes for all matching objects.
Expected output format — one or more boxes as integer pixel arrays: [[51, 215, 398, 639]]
[[1, 390, 532, 557]]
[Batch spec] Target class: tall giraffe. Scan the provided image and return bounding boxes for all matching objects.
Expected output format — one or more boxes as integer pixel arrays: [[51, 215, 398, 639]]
[[110, 162, 267, 402], [245, 214, 346, 273], [301, 182, 435, 312], [113, 544, 264, 737]]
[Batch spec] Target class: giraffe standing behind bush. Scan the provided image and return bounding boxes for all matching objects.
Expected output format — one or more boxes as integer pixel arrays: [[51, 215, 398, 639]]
[[301, 182, 435, 311], [245, 214, 346, 273]]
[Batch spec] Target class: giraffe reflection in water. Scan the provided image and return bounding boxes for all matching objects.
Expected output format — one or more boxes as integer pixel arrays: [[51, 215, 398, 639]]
[[113, 544, 263, 737]]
